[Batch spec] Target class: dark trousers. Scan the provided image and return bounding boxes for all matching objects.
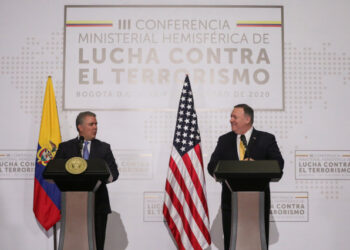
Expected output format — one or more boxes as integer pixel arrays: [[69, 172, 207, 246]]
[[222, 202, 270, 250], [95, 213, 108, 250]]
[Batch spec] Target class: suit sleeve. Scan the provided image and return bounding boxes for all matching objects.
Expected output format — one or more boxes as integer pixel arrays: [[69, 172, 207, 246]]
[[266, 134, 284, 170], [104, 144, 119, 182], [207, 136, 223, 177], [54, 142, 66, 159]]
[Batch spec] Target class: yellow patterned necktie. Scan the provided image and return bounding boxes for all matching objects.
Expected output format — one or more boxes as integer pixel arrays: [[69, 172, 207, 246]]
[[239, 139, 246, 160]]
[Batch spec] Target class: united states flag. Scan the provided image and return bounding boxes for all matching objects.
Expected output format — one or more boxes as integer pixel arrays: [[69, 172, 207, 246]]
[[163, 75, 211, 250]]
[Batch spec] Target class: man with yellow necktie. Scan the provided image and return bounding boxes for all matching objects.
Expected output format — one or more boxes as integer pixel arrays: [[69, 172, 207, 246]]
[[208, 104, 284, 250]]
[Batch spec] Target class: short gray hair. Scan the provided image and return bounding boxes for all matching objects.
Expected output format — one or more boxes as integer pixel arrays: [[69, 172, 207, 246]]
[[76, 111, 96, 132]]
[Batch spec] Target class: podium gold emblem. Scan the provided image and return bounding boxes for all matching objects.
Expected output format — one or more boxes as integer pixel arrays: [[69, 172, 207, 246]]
[[65, 157, 87, 174]]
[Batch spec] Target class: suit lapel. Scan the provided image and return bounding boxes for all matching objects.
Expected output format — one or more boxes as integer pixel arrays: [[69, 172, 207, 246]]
[[73, 137, 81, 157], [247, 128, 258, 158], [89, 139, 97, 159], [230, 132, 239, 160]]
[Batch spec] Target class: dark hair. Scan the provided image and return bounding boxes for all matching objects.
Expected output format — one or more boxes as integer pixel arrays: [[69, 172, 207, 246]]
[[76, 111, 96, 132], [234, 104, 254, 124]]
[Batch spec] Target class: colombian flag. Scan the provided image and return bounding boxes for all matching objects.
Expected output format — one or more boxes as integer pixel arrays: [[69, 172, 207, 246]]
[[33, 76, 61, 230]]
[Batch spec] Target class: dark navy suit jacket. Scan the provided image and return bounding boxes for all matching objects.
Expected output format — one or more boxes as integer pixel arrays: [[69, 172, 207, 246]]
[[55, 137, 119, 214], [207, 128, 284, 210]]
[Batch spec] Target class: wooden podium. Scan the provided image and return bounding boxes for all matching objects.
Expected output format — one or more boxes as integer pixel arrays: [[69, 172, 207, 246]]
[[43, 158, 110, 250], [214, 160, 282, 250]]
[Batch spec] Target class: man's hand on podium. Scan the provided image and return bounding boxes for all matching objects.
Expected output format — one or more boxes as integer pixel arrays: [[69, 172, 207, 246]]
[[242, 158, 254, 161]]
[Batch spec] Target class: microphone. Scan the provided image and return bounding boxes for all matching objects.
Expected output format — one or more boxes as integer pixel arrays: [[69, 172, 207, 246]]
[[240, 135, 249, 159], [78, 136, 85, 157]]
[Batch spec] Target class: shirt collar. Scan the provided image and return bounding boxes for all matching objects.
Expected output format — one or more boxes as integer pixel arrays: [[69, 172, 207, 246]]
[[238, 126, 253, 144], [77, 135, 92, 143]]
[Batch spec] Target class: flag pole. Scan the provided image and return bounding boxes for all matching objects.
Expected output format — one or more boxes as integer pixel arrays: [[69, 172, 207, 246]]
[[53, 224, 57, 250]]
